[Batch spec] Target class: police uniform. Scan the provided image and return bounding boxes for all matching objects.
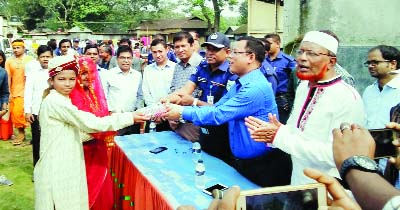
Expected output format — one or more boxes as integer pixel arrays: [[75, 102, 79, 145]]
[[260, 59, 278, 95], [265, 51, 296, 123], [189, 59, 237, 163]]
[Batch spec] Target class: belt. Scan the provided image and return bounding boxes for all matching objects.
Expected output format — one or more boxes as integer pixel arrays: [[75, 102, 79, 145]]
[[276, 92, 289, 97], [230, 149, 275, 169], [200, 124, 229, 135]]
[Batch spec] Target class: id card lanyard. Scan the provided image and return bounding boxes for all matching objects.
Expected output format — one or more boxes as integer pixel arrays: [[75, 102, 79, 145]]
[[207, 84, 214, 104]]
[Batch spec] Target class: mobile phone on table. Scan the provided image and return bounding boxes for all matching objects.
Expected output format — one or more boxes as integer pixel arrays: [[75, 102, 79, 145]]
[[202, 183, 228, 196], [368, 128, 397, 159], [149, 146, 168, 154], [236, 183, 327, 210]]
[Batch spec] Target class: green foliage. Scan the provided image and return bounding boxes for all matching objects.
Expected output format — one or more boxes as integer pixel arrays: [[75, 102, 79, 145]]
[[186, 0, 238, 32], [1, 0, 240, 33], [0, 0, 165, 32], [220, 16, 239, 33], [238, 0, 247, 25]]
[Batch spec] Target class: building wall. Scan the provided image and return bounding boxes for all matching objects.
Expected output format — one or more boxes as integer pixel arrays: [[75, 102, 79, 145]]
[[248, 0, 284, 38], [284, 0, 400, 46], [283, 0, 400, 93]]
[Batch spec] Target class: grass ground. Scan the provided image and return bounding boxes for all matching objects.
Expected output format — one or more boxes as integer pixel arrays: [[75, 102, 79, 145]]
[[0, 127, 34, 210]]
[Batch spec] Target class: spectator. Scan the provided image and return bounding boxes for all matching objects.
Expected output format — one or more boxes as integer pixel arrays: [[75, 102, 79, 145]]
[[5, 39, 33, 145], [72, 38, 83, 55], [101, 46, 144, 136], [58, 39, 72, 56], [264, 33, 296, 123], [165, 31, 203, 141], [24, 45, 53, 166]]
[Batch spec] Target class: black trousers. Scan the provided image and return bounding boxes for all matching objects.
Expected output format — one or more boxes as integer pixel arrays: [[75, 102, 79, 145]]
[[276, 93, 294, 124], [198, 124, 232, 164], [31, 114, 40, 166], [230, 149, 292, 187]]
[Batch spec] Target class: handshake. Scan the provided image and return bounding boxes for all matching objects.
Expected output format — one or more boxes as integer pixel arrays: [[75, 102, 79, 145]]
[[136, 104, 168, 119], [136, 103, 184, 122]]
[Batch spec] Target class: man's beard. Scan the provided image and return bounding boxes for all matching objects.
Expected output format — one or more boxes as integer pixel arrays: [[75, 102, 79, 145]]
[[296, 64, 328, 82]]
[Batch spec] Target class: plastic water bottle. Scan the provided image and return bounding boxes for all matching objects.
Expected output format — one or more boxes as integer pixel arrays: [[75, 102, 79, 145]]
[[195, 159, 206, 189], [149, 120, 156, 133], [192, 142, 202, 163]]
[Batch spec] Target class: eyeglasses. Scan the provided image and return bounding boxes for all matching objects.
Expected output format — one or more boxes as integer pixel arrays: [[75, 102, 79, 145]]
[[295, 49, 332, 58], [118, 56, 132, 61], [230, 51, 252, 56], [363, 60, 391, 67]]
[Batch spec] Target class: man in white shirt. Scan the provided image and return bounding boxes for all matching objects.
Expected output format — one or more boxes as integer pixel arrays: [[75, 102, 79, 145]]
[[362, 45, 400, 188], [142, 39, 175, 132], [362, 45, 400, 129], [142, 39, 175, 107], [245, 30, 365, 185], [24, 45, 53, 166], [102, 45, 143, 135]]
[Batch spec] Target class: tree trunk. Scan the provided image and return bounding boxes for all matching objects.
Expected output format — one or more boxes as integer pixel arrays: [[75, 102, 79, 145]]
[[200, 3, 212, 33], [212, 0, 220, 32]]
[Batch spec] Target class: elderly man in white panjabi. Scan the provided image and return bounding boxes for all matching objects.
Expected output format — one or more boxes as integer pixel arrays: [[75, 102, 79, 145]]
[[245, 30, 365, 185]]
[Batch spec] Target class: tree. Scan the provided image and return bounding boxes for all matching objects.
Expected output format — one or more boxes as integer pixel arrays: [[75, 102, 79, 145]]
[[187, 0, 214, 32], [187, 0, 238, 32], [0, 0, 46, 31], [238, 0, 247, 25], [38, 0, 80, 29], [1, 0, 195, 33]]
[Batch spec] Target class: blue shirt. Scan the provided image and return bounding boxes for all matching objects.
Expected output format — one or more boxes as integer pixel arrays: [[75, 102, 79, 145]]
[[260, 59, 278, 95], [190, 60, 237, 102], [265, 51, 296, 94], [0, 67, 9, 106], [73, 47, 83, 55], [363, 75, 400, 129], [182, 69, 278, 159]]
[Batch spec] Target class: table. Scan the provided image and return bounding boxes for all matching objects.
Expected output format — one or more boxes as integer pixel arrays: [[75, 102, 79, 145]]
[[110, 131, 259, 210]]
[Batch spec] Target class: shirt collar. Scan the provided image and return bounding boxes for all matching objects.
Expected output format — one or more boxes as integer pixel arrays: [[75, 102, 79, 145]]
[[217, 60, 230, 72], [183, 53, 202, 67], [378, 74, 400, 89], [276, 51, 284, 59], [237, 68, 261, 86], [117, 67, 133, 74], [153, 60, 174, 69], [313, 75, 342, 87]]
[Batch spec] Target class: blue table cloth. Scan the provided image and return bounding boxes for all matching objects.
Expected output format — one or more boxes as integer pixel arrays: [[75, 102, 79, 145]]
[[115, 131, 260, 209]]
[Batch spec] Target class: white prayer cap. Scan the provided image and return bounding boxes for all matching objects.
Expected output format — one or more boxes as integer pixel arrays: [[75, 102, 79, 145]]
[[302, 31, 339, 55]]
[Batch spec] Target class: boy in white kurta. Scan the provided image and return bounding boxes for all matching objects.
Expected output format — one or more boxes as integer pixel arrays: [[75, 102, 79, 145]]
[[34, 55, 148, 210]]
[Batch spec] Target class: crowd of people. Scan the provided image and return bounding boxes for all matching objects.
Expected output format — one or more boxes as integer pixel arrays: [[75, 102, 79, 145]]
[[0, 28, 400, 210]]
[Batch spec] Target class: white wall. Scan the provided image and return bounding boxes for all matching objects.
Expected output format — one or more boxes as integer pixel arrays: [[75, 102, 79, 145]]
[[283, 0, 400, 46], [248, 0, 284, 38]]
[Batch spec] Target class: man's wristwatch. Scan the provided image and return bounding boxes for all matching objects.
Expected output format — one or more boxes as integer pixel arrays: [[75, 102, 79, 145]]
[[192, 98, 199, 106], [339, 155, 381, 181], [178, 106, 185, 123]]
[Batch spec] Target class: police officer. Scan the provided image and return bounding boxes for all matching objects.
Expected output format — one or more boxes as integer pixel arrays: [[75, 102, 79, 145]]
[[264, 33, 296, 124], [260, 39, 278, 95], [168, 32, 236, 164]]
